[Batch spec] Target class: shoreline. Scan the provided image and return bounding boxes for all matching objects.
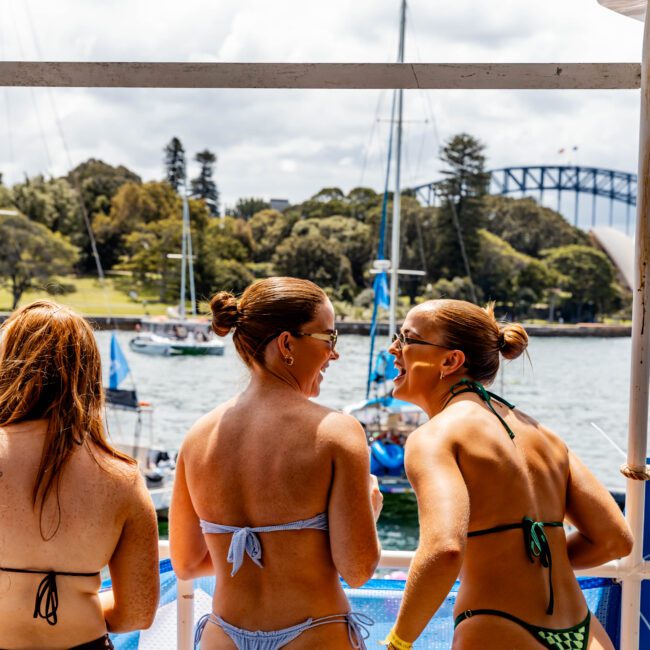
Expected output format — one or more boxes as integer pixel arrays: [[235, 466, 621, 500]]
[[0, 313, 632, 337]]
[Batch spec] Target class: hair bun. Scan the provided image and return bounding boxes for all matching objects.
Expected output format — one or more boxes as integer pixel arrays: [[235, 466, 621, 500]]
[[210, 291, 239, 336], [499, 323, 528, 360]]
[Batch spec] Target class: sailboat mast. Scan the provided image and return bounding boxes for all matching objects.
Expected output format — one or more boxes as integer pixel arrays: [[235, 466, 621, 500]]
[[179, 184, 188, 319], [183, 190, 197, 316], [389, 0, 406, 335]]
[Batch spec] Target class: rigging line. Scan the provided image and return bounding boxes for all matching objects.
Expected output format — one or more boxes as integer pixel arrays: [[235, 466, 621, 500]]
[[359, 90, 387, 188], [9, 0, 53, 174], [405, 2, 440, 153], [22, 0, 108, 320], [0, 6, 15, 174], [448, 196, 478, 304], [590, 422, 627, 460]]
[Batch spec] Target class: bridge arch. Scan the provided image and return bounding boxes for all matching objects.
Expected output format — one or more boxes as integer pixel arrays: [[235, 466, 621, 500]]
[[412, 165, 637, 234]]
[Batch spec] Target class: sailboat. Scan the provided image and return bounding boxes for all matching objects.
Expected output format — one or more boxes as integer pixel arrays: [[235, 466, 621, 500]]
[[129, 187, 225, 356], [105, 332, 175, 512], [344, 0, 427, 491]]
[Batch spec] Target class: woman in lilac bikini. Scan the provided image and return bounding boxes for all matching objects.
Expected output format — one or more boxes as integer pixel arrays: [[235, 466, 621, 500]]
[[170, 277, 382, 650]]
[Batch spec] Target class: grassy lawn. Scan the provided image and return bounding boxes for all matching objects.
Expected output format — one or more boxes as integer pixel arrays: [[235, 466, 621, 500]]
[[0, 277, 174, 316]]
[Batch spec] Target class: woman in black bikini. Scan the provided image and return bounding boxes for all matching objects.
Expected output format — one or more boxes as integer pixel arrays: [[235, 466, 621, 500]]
[[381, 299, 632, 650], [0, 301, 160, 649]]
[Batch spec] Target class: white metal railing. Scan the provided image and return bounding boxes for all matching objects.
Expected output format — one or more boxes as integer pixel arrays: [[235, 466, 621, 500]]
[[156, 540, 644, 650]]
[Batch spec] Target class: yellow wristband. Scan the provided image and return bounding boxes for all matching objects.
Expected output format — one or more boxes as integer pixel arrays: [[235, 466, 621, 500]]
[[379, 628, 413, 650]]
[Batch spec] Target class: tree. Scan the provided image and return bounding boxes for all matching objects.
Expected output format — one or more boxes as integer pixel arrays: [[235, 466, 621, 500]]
[[94, 181, 181, 269], [290, 216, 372, 288], [0, 212, 78, 308], [474, 230, 558, 315], [66, 159, 142, 271], [230, 197, 270, 220], [273, 233, 353, 288], [11, 175, 81, 239], [249, 209, 297, 262], [544, 245, 619, 321], [0, 182, 12, 208], [191, 149, 219, 215], [164, 137, 186, 192], [484, 195, 588, 257], [207, 259, 255, 295], [67, 158, 141, 217], [434, 133, 490, 283]]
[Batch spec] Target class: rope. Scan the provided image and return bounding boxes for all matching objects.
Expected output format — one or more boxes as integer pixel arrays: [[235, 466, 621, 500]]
[[620, 463, 650, 481]]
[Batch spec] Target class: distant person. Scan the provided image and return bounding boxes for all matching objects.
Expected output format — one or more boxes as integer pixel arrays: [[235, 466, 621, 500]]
[[0, 301, 160, 649], [380, 299, 632, 650], [170, 277, 382, 649]]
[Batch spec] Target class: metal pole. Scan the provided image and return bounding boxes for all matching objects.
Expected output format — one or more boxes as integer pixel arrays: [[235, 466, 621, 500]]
[[620, 8, 650, 648], [389, 0, 406, 335], [179, 186, 188, 320], [183, 190, 197, 316]]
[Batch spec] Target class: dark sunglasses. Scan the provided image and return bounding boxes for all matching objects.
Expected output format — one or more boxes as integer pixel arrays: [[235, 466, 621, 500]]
[[295, 330, 338, 350], [391, 332, 451, 350]]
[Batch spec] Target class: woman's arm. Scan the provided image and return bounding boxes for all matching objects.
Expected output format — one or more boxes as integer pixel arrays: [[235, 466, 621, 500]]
[[169, 448, 214, 580], [327, 413, 382, 587], [565, 450, 633, 568], [103, 470, 160, 632], [392, 426, 469, 644]]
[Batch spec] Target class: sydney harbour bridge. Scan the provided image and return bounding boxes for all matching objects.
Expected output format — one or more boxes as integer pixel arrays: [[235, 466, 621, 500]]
[[412, 165, 637, 236]]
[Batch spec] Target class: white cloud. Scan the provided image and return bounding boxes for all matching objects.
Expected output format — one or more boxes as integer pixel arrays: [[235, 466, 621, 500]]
[[0, 0, 645, 209]]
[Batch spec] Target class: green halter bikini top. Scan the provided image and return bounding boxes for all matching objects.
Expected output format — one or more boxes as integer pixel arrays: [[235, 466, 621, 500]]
[[446, 379, 563, 616], [448, 380, 591, 650]]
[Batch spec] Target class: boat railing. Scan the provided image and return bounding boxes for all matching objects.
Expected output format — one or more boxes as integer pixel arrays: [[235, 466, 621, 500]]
[[156, 539, 643, 650]]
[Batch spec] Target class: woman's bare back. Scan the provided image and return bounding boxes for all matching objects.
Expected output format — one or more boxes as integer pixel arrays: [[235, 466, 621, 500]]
[[0, 420, 155, 649]]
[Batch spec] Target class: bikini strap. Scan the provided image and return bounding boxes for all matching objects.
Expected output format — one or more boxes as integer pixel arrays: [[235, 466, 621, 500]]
[[446, 379, 516, 439], [200, 513, 328, 576], [0, 566, 99, 626], [465, 517, 563, 615], [522, 517, 563, 615], [454, 608, 540, 632]]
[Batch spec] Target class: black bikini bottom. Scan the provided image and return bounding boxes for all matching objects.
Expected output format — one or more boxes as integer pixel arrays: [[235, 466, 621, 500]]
[[69, 635, 114, 650]]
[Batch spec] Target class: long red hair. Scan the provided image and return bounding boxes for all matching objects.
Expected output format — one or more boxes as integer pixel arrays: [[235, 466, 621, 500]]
[[0, 300, 135, 538]]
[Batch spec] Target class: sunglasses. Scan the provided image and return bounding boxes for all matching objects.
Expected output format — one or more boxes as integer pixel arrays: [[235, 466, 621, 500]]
[[391, 332, 451, 350], [295, 330, 338, 350]]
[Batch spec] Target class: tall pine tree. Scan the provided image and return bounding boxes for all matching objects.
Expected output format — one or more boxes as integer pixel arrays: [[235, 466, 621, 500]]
[[164, 137, 186, 192], [191, 150, 219, 215], [434, 133, 490, 295]]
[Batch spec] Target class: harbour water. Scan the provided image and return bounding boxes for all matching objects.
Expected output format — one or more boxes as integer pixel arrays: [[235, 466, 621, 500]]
[[99, 331, 633, 550]]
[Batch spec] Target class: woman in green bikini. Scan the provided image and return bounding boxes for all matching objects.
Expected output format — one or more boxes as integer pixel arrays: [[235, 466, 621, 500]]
[[381, 299, 633, 650]]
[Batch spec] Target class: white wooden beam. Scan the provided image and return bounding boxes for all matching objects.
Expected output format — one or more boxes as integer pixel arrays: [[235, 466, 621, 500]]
[[0, 62, 641, 90]]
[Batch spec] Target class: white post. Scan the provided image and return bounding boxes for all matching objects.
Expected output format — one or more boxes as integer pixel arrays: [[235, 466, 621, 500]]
[[620, 7, 650, 649], [389, 0, 406, 335], [177, 577, 194, 650]]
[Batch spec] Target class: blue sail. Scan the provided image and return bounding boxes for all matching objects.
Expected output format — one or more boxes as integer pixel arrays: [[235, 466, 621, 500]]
[[109, 332, 130, 390]]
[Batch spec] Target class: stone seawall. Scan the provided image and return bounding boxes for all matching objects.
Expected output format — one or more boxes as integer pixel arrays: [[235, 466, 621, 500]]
[[0, 313, 632, 337]]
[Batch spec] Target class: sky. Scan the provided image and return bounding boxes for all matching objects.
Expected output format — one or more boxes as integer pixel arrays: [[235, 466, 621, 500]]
[[0, 0, 645, 214]]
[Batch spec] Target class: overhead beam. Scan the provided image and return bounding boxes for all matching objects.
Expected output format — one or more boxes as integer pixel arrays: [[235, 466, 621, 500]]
[[0, 62, 641, 90]]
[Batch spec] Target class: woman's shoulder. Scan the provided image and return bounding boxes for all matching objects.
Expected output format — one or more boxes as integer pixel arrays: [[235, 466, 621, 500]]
[[313, 407, 367, 450]]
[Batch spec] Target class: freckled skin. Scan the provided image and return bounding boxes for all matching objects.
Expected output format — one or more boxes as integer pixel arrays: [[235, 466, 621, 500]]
[[0, 420, 160, 648]]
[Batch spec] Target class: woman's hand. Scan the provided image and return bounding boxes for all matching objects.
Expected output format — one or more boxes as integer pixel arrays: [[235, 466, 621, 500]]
[[369, 474, 384, 522]]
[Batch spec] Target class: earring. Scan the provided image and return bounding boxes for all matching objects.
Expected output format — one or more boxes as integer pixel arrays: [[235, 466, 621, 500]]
[[440, 371, 445, 380], [284, 356, 295, 367]]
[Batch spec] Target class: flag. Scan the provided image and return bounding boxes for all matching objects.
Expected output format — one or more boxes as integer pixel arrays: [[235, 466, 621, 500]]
[[109, 332, 130, 390], [373, 271, 390, 310]]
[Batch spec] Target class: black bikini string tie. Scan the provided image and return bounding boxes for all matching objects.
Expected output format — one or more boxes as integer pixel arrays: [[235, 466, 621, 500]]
[[34, 571, 59, 625]]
